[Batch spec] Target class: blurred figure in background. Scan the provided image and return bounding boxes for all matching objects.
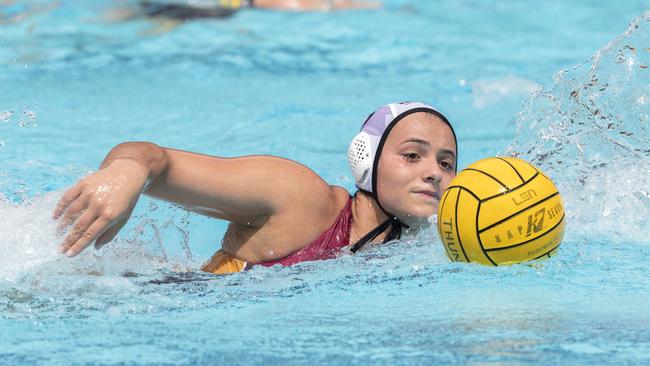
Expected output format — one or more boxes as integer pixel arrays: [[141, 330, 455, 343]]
[[0, 0, 59, 25], [140, 0, 381, 15], [107, 0, 381, 33]]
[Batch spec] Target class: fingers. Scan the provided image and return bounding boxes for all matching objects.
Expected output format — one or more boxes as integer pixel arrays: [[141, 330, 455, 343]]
[[53, 184, 83, 219], [58, 210, 103, 256], [64, 218, 112, 257], [94, 223, 124, 250], [56, 195, 88, 232]]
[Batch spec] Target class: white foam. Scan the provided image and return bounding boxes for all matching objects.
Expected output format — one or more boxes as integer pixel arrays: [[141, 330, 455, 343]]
[[507, 12, 650, 242], [471, 75, 540, 108], [0, 192, 62, 281], [0, 191, 194, 284], [561, 159, 650, 239]]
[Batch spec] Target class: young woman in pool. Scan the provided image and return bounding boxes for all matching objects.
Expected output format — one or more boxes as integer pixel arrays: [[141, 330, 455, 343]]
[[108, 0, 380, 34], [53, 102, 457, 274], [110, 0, 380, 25], [139, 0, 381, 15]]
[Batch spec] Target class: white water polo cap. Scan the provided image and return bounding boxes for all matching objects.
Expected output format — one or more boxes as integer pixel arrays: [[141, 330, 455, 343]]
[[347, 101, 457, 195]]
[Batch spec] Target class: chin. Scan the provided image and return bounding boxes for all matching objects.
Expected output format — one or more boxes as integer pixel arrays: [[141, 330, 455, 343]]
[[387, 199, 438, 226], [399, 207, 437, 227], [398, 216, 432, 229]]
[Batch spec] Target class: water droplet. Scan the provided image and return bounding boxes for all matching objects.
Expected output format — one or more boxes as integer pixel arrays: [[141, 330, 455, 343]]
[[0, 111, 13, 122]]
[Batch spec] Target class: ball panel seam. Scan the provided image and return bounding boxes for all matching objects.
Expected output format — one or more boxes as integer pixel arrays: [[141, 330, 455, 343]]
[[496, 157, 525, 184], [480, 172, 540, 202], [438, 187, 456, 261], [454, 188, 470, 262], [463, 168, 509, 191], [478, 191, 560, 233], [532, 240, 562, 260], [483, 213, 565, 252], [476, 195, 498, 266]]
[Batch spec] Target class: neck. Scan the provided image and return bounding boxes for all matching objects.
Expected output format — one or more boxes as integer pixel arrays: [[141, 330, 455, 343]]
[[350, 191, 392, 245]]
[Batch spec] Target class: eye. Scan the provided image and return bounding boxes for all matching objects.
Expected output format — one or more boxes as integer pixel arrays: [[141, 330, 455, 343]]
[[440, 160, 455, 170], [403, 153, 421, 162]]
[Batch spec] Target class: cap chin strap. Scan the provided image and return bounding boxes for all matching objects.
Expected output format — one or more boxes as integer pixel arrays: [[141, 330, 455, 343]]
[[350, 190, 409, 253]]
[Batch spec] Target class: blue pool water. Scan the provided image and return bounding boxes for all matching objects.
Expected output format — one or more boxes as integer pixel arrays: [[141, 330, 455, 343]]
[[1, 1, 650, 364]]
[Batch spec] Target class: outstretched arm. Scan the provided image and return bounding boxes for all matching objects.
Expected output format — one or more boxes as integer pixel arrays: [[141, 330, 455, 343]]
[[53, 142, 334, 257]]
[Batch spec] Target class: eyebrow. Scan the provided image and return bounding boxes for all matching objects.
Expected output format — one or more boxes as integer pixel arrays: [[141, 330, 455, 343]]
[[400, 138, 430, 146], [400, 139, 457, 158], [439, 149, 457, 159]]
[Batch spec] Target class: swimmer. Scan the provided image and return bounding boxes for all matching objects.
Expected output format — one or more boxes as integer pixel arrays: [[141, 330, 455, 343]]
[[53, 102, 457, 274], [141, 0, 380, 15], [106, 0, 380, 33], [0, 0, 59, 25]]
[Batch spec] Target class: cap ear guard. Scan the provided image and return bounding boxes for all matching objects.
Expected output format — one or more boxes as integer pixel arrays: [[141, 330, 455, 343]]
[[347, 131, 374, 192]]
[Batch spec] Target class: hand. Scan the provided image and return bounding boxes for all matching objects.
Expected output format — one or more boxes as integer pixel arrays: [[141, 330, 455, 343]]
[[52, 159, 149, 257]]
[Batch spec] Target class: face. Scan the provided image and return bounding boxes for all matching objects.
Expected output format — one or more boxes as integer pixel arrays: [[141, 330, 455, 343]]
[[376, 112, 457, 226]]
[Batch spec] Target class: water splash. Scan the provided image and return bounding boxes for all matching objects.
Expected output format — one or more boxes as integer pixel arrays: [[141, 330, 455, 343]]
[[0, 111, 14, 122], [0, 105, 38, 150], [124, 200, 195, 262], [507, 11, 650, 239], [472, 75, 540, 108], [0, 192, 197, 288], [0, 192, 61, 282], [0, 105, 38, 128]]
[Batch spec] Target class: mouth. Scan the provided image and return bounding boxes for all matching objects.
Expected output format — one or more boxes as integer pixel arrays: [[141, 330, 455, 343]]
[[414, 190, 440, 201]]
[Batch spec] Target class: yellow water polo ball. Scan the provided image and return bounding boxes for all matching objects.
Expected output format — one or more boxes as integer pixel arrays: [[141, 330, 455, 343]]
[[437, 157, 565, 266]]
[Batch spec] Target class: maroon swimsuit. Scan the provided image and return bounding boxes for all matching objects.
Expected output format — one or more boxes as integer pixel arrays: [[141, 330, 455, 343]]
[[257, 196, 353, 267]]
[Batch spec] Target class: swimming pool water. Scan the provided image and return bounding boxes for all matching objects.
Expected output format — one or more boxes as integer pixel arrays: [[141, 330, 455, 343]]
[[1, 1, 650, 364]]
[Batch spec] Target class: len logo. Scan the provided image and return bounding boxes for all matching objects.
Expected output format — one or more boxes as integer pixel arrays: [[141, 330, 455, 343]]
[[512, 189, 537, 205]]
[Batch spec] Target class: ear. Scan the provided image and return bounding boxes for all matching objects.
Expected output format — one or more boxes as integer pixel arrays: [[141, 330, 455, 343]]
[[348, 132, 374, 192]]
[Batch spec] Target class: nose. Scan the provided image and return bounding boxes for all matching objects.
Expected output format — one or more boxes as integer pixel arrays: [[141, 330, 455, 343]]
[[424, 164, 443, 185]]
